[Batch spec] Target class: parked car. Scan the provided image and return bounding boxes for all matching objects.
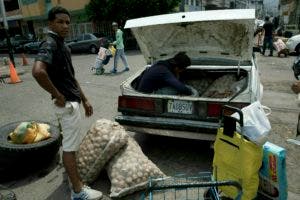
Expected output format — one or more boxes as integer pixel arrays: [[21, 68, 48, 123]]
[[0, 35, 34, 52], [286, 34, 300, 55], [23, 41, 43, 54], [115, 9, 263, 141], [66, 33, 110, 54]]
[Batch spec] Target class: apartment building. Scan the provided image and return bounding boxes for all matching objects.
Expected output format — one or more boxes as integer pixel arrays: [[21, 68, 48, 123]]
[[183, 0, 262, 13], [20, 0, 92, 40], [0, 0, 94, 40], [279, 0, 300, 34]]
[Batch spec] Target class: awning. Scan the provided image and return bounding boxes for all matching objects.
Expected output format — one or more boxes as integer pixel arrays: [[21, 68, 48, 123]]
[[0, 14, 23, 22], [0, 9, 23, 22]]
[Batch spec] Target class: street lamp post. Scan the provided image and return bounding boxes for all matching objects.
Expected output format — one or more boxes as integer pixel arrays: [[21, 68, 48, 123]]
[[0, 0, 15, 67]]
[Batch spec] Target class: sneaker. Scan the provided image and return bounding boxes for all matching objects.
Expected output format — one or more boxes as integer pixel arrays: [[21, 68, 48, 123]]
[[71, 185, 103, 200], [110, 69, 117, 74], [123, 67, 130, 72]]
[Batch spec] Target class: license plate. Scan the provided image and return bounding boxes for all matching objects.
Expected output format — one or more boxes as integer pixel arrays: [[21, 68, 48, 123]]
[[167, 100, 193, 114]]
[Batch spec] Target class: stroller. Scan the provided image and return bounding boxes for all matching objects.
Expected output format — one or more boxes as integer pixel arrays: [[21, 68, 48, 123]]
[[92, 38, 116, 75]]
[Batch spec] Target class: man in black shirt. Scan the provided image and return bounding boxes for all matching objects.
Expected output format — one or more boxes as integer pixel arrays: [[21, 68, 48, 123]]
[[262, 16, 274, 56], [32, 6, 102, 200], [137, 52, 192, 95]]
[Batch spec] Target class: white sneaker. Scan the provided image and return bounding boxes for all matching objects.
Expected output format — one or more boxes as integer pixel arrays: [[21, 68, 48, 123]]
[[71, 185, 103, 200]]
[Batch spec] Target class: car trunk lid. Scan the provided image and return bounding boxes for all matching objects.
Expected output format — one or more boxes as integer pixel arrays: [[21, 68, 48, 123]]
[[125, 9, 255, 64]]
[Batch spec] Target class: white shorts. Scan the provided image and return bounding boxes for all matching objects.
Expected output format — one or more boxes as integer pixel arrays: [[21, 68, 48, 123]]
[[53, 101, 84, 152]]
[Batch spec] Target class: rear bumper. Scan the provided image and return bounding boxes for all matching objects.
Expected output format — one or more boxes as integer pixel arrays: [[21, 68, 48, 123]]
[[115, 115, 219, 141]]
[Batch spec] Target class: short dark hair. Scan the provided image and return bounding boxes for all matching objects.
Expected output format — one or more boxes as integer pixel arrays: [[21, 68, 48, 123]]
[[48, 6, 70, 21], [171, 52, 191, 69], [265, 16, 270, 21]]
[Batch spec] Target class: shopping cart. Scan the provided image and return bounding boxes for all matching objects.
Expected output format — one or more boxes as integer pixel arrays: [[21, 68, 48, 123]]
[[140, 172, 242, 200]]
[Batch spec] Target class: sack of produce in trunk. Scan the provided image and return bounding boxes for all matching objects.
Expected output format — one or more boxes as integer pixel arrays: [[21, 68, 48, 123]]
[[202, 74, 246, 98], [106, 136, 165, 198], [186, 78, 214, 95], [76, 119, 129, 184]]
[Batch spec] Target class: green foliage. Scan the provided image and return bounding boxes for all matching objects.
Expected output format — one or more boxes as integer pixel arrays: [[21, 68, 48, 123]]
[[85, 0, 181, 24]]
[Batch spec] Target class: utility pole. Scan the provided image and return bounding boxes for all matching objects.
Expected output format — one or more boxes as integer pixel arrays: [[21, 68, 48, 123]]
[[0, 0, 15, 67]]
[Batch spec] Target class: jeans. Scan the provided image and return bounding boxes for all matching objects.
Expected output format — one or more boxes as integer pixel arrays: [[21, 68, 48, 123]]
[[113, 48, 129, 70], [262, 36, 273, 55]]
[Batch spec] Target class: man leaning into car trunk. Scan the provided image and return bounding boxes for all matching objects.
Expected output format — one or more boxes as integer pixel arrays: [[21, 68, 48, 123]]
[[32, 6, 102, 200], [136, 52, 193, 95]]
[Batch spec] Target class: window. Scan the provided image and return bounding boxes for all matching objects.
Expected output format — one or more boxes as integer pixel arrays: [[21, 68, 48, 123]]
[[22, 0, 38, 5], [84, 34, 92, 40], [77, 35, 84, 41]]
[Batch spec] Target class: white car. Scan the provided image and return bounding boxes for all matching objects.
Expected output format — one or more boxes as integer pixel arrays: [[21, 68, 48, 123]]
[[286, 34, 300, 55], [115, 9, 263, 141]]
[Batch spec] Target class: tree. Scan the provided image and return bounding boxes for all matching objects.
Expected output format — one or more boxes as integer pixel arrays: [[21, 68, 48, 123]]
[[85, 0, 182, 24]]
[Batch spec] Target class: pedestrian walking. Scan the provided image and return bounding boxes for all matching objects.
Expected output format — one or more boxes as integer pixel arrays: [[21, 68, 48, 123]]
[[262, 16, 274, 56], [110, 22, 130, 74], [32, 6, 102, 200]]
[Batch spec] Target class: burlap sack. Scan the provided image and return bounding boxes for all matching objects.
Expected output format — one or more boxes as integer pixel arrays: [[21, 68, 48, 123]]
[[76, 119, 128, 184], [106, 136, 165, 198]]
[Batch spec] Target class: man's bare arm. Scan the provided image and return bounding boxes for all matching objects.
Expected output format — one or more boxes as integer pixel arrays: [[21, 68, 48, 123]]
[[32, 61, 65, 107]]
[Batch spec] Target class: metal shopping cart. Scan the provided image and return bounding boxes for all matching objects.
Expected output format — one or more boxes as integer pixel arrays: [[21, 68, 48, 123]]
[[140, 172, 242, 200]]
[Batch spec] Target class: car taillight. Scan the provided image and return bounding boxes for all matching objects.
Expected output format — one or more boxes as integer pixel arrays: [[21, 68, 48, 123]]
[[207, 103, 222, 117], [207, 103, 249, 117], [118, 96, 156, 111]]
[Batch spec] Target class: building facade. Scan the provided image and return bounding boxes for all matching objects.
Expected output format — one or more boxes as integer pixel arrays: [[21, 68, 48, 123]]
[[20, 0, 91, 40], [279, 0, 300, 34], [0, 0, 93, 40]]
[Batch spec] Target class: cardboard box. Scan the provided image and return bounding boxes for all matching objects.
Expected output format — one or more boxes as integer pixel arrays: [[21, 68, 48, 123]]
[[258, 142, 287, 200]]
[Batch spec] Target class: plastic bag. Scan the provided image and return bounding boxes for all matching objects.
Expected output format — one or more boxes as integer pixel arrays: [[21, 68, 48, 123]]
[[109, 45, 116, 57], [273, 38, 287, 52], [9, 121, 51, 144], [233, 101, 271, 146]]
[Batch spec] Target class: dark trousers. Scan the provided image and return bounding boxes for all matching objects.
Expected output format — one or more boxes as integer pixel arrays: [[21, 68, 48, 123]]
[[262, 36, 273, 55]]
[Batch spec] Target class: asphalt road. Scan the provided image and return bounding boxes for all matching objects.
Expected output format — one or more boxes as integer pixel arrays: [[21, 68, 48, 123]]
[[0, 51, 299, 199]]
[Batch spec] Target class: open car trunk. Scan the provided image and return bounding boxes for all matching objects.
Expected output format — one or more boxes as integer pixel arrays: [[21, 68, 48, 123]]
[[130, 67, 249, 100], [116, 65, 254, 139], [115, 9, 262, 140]]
